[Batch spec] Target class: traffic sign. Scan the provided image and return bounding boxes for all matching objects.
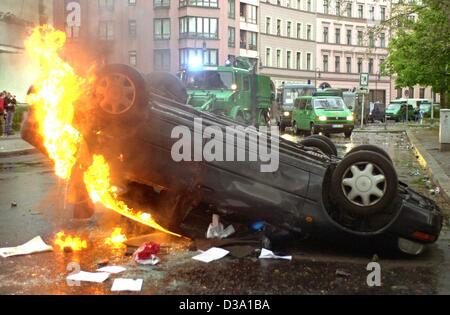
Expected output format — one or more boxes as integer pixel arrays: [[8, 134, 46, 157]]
[[360, 73, 369, 87], [357, 86, 369, 95]]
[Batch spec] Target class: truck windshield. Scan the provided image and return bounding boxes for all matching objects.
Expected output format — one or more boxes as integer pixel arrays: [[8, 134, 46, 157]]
[[314, 98, 346, 110], [387, 103, 402, 110], [284, 88, 315, 104], [186, 71, 233, 90]]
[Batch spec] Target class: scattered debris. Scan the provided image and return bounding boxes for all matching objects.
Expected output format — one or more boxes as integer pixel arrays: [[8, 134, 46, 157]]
[[391, 285, 409, 291], [251, 221, 266, 232], [67, 271, 110, 284], [54, 232, 87, 252], [192, 247, 230, 263], [335, 269, 351, 278], [409, 169, 421, 176], [372, 254, 379, 262], [258, 248, 292, 261], [11, 201, 17, 207], [435, 187, 441, 195], [111, 279, 143, 292], [105, 228, 127, 249], [425, 180, 433, 189], [133, 242, 161, 265], [206, 214, 235, 239], [97, 259, 110, 268], [97, 266, 127, 274], [0, 236, 53, 258]]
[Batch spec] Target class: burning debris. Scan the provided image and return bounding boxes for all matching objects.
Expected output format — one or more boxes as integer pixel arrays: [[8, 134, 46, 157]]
[[54, 232, 87, 252], [24, 25, 179, 237], [105, 228, 127, 249]]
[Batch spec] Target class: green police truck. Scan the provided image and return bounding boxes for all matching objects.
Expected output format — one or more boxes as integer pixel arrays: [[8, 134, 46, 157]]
[[292, 95, 355, 138], [180, 59, 275, 126]]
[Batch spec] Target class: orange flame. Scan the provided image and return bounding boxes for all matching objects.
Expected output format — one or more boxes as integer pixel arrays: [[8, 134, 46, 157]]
[[105, 228, 127, 248], [25, 25, 180, 238], [54, 231, 87, 251]]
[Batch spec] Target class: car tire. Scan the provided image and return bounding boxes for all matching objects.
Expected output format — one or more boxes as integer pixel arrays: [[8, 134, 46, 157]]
[[300, 137, 336, 157], [331, 150, 398, 217], [310, 123, 319, 135], [344, 130, 352, 139], [93, 64, 149, 120], [346, 145, 393, 164], [145, 72, 188, 105], [308, 135, 338, 156]]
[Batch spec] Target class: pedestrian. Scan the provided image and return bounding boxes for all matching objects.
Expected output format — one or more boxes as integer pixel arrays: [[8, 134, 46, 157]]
[[4, 92, 16, 136], [0, 91, 5, 136]]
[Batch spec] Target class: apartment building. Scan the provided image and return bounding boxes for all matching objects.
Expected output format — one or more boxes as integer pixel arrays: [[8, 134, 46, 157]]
[[258, 0, 317, 87], [0, 0, 53, 101]]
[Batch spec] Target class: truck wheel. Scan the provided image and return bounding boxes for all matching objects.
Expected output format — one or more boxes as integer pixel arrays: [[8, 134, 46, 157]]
[[346, 145, 393, 164], [308, 135, 338, 156], [344, 130, 353, 138], [93, 64, 149, 120], [331, 151, 398, 217], [146, 72, 188, 105], [300, 137, 335, 157]]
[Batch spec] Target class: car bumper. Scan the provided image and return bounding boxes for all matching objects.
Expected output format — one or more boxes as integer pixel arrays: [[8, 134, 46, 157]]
[[280, 115, 292, 126], [315, 123, 354, 133]]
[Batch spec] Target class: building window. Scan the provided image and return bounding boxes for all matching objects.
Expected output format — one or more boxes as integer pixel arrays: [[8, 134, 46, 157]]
[[335, 28, 340, 44], [323, 26, 328, 43], [228, 0, 235, 18], [369, 6, 375, 21], [99, 21, 114, 40], [296, 23, 302, 39], [346, 3, 352, 17], [154, 49, 170, 71], [287, 51, 292, 69], [179, 0, 217, 8], [129, 0, 136, 6], [357, 58, 363, 73], [380, 33, 386, 48], [323, 0, 329, 14], [266, 17, 271, 34], [276, 19, 281, 36], [409, 87, 414, 98], [287, 21, 292, 38], [155, 0, 170, 8], [397, 88, 402, 99], [420, 88, 425, 99], [336, 0, 340, 16], [335, 56, 340, 73], [286, 0, 291, 8], [240, 30, 246, 48], [381, 7, 386, 21], [241, 3, 257, 24], [266, 48, 272, 67], [129, 20, 137, 38], [99, 0, 114, 11], [323, 55, 328, 72], [369, 31, 375, 47], [346, 57, 351, 73], [248, 31, 257, 50], [307, 25, 312, 40], [306, 53, 312, 70], [357, 30, 363, 46], [180, 48, 218, 67], [346, 29, 352, 45], [297, 0, 301, 10], [296, 52, 301, 70], [358, 4, 363, 18], [276, 49, 281, 68], [307, 0, 311, 11], [129, 51, 137, 66], [179, 16, 218, 39], [154, 18, 170, 40], [369, 58, 374, 74], [228, 27, 235, 47]]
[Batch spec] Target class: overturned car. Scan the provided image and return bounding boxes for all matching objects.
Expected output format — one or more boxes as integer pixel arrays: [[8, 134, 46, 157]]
[[22, 64, 442, 255]]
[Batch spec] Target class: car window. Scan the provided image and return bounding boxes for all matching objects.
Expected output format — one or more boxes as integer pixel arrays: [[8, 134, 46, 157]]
[[186, 71, 234, 90], [313, 98, 346, 110]]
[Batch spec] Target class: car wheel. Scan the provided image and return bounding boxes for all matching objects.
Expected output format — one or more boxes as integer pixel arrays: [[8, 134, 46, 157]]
[[310, 123, 319, 135], [308, 135, 338, 156], [146, 72, 188, 105], [344, 130, 352, 139], [346, 145, 393, 164], [300, 137, 336, 157], [93, 64, 149, 119], [331, 151, 398, 217]]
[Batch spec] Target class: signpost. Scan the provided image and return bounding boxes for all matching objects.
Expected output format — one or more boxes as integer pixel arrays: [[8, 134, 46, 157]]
[[359, 73, 369, 129]]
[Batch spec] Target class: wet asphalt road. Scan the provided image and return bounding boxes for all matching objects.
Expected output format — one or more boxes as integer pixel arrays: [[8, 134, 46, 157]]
[[0, 129, 449, 295]]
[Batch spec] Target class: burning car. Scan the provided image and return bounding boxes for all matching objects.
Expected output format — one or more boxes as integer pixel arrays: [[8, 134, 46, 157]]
[[22, 62, 442, 256]]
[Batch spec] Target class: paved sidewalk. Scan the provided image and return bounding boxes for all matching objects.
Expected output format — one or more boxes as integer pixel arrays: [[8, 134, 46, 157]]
[[407, 127, 450, 202], [0, 134, 37, 157]]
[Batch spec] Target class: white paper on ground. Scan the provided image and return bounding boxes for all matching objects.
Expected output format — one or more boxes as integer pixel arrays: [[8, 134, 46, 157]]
[[111, 279, 143, 292], [192, 247, 230, 263], [259, 248, 292, 261], [0, 236, 53, 258], [67, 271, 110, 283], [97, 266, 127, 274]]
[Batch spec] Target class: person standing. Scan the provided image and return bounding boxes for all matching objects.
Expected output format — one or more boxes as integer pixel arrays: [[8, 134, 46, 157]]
[[0, 92, 5, 136], [4, 92, 16, 136]]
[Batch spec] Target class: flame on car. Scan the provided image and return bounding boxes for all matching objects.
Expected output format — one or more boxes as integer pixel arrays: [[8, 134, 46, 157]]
[[54, 231, 87, 252], [25, 25, 180, 238]]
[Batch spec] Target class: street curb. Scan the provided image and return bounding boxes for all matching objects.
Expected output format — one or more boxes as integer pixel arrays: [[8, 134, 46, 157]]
[[0, 148, 38, 158], [353, 129, 406, 134], [406, 130, 450, 203]]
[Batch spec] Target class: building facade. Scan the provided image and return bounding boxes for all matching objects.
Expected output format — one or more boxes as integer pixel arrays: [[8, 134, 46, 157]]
[[0, 0, 53, 102]]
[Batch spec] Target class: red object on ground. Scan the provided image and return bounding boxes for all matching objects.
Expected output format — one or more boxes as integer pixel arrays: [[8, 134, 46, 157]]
[[135, 242, 160, 260]]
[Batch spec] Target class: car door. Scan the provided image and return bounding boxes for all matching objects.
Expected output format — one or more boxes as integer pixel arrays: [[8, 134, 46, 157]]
[[302, 99, 313, 130]]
